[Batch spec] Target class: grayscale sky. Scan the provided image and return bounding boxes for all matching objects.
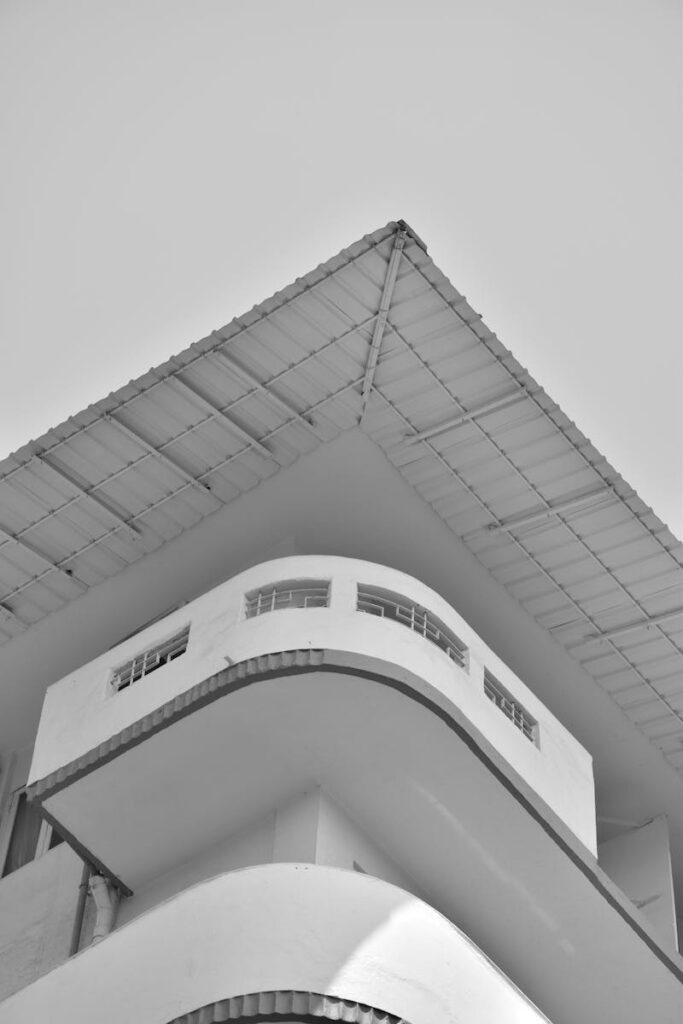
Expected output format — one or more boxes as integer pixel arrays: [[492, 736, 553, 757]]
[[1, 1, 681, 533]]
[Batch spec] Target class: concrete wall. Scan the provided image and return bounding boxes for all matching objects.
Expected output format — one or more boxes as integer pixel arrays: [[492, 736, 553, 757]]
[[118, 788, 425, 927], [599, 817, 679, 951], [0, 864, 554, 1024], [313, 790, 425, 898], [29, 555, 597, 853], [0, 843, 82, 1001], [0, 743, 85, 1000], [117, 809, 276, 925]]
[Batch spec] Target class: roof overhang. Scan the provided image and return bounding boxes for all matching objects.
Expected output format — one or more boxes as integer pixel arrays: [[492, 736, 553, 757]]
[[1, 216, 682, 903]]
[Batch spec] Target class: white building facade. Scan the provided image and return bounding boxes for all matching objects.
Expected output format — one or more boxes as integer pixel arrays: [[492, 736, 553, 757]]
[[0, 222, 682, 1023]]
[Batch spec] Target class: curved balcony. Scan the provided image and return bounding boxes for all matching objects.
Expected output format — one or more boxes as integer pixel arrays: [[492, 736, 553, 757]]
[[0, 863, 553, 1024], [28, 556, 594, 871], [26, 557, 594, 891]]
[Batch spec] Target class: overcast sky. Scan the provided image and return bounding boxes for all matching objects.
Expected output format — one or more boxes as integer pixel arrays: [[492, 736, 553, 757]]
[[1, 1, 681, 534]]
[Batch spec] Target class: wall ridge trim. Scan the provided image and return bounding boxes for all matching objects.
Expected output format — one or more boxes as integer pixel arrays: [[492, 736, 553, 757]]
[[166, 989, 405, 1024]]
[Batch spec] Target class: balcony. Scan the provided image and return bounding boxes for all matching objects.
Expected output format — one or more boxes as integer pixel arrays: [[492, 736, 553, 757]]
[[0, 864, 554, 1024], [26, 556, 595, 891]]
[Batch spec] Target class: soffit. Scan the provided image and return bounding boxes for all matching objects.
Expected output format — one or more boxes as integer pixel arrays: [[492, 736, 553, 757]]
[[0, 220, 681, 774]]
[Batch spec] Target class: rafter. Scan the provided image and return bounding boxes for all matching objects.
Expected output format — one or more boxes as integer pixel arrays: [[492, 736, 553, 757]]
[[164, 369, 273, 459], [0, 523, 86, 590], [483, 487, 612, 534], [359, 227, 407, 420], [590, 606, 683, 642], [103, 413, 215, 496], [210, 341, 324, 440], [32, 453, 142, 543], [403, 390, 529, 445]]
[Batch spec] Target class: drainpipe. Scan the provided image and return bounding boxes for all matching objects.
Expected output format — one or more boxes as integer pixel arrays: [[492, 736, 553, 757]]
[[89, 874, 119, 943], [69, 862, 91, 956]]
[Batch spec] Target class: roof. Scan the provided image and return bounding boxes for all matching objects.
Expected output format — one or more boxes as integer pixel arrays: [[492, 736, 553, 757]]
[[1, 219, 682, 773]]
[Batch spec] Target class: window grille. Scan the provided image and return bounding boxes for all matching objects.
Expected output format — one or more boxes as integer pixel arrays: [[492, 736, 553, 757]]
[[484, 670, 538, 743], [111, 625, 190, 692], [356, 584, 467, 668], [245, 579, 330, 618]]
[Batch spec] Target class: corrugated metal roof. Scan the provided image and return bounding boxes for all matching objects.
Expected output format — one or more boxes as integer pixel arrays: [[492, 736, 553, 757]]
[[1, 220, 682, 773]]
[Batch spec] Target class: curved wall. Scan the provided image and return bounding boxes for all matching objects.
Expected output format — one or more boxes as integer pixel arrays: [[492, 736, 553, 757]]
[[0, 864, 553, 1024], [29, 556, 596, 851]]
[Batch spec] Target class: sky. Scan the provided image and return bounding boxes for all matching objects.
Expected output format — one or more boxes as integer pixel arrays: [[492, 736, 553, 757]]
[[1, 1, 681, 534]]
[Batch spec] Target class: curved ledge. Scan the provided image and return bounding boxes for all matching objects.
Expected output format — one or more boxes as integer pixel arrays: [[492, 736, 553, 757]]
[[27, 650, 325, 802], [0, 864, 551, 1024]]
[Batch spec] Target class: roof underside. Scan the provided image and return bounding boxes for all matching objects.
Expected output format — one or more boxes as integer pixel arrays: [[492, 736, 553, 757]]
[[1, 221, 682, 772]]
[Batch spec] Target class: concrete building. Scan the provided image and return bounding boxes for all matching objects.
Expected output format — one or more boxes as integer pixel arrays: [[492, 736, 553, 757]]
[[0, 220, 682, 1023]]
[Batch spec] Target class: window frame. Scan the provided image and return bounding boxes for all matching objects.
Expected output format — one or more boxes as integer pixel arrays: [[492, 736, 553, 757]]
[[109, 623, 191, 694], [483, 668, 539, 746], [244, 579, 331, 619], [356, 582, 469, 670]]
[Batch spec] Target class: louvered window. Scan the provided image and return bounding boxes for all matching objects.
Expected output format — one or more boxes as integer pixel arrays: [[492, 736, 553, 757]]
[[245, 579, 330, 618], [111, 625, 190, 692], [357, 583, 467, 668], [484, 669, 538, 743]]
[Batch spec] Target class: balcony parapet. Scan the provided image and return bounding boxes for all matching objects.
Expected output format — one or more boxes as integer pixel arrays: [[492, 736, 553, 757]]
[[28, 556, 595, 855]]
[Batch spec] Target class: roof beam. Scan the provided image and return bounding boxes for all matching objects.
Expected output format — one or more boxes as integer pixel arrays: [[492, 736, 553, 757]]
[[0, 523, 86, 590], [31, 453, 142, 543], [360, 227, 407, 420], [164, 369, 273, 459], [484, 487, 611, 534], [103, 413, 214, 496], [210, 342, 324, 440], [590, 606, 683, 642], [403, 391, 529, 445]]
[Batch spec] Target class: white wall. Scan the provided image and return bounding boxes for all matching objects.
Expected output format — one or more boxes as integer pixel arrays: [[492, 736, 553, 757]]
[[313, 790, 426, 900], [0, 843, 82, 1001], [117, 809, 276, 926], [599, 817, 679, 951], [118, 787, 425, 928], [0, 864, 554, 1024]]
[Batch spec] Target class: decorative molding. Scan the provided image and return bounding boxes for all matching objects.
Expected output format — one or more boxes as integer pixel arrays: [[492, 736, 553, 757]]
[[166, 989, 404, 1024]]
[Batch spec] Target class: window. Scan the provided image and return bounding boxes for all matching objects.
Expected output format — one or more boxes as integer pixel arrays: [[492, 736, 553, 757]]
[[1, 789, 63, 878], [111, 625, 190, 692], [483, 669, 538, 743], [357, 583, 468, 668], [244, 579, 330, 618]]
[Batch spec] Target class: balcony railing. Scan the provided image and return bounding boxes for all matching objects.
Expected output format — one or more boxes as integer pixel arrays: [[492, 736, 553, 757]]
[[111, 625, 190, 692], [357, 583, 467, 668], [245, 579, 330, 618], [484, 670, 537, 743]]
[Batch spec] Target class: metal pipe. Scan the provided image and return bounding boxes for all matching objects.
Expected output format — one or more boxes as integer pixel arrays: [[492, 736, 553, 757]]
[[89, 874, 119, 943], [69, 862, 90, 956]]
